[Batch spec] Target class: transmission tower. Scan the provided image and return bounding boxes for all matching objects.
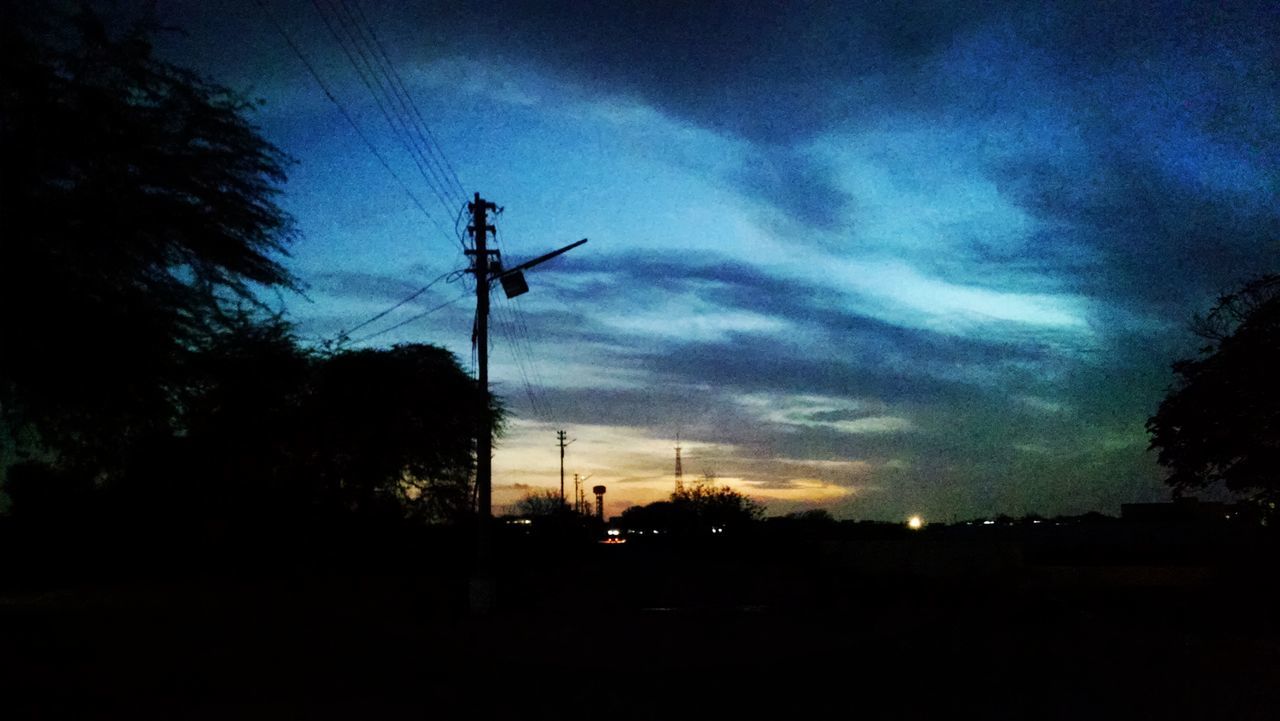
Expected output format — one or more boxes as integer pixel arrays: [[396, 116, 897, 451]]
[[674, 435, 684, 495]]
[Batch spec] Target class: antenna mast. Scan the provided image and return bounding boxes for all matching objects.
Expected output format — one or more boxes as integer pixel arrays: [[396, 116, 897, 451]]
[[674, 434, 684, 495]]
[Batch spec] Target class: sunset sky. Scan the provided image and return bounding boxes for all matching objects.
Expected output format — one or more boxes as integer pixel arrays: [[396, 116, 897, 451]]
[[135, 0, 1278, 520]]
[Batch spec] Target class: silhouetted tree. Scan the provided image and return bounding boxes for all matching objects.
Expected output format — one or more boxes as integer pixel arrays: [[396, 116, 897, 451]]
[[297, 344, 498, 523], [514, 489, 571, 518], [782, 509, 836, 524], [155, 328, 496, 527], [673, 476, 765, 531], [171, 313, 313, 523], [620, 474, 764, 535], [766, 508, 838, 538], [1147, 274, 1280, 509], [618, 500, 683, 534], [0, 6, 296, 477]]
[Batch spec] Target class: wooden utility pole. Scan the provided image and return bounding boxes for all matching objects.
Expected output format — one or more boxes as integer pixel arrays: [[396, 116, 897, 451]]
[[468, 193, 497, 521], [464, 192, 587, 613], [556, 430, 573, 506], [466, 192, 497, 612]]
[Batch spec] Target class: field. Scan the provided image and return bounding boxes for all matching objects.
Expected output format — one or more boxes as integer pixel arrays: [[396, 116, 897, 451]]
[[3, 526, 1278, 719]]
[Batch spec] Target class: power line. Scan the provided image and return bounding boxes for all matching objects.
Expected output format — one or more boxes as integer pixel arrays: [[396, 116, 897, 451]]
[[318, 0, 462, 218], [492, 300, 547, 420], [348, 0, 468, 199], [307, 0, 461, 250], [253, 0, 442, 229], [454, 202, 471, 249], [498, 298, 551, 418], [345, 291, 470, 344], [487, 226, 545, 418], [336, 271, 451, 342], [487, 242, 546, 418], [342, 0, 468, 204], [493, 226, 555, 419]]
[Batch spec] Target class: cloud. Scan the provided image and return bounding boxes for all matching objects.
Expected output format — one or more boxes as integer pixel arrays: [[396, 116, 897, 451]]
[[311, 270, 429, 302], [734, 393, 914, 435], [145, 0, 1279, 519]]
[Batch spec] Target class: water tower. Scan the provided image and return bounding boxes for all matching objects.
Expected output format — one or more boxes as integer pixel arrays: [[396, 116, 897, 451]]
[[592, 485, 607, 522]]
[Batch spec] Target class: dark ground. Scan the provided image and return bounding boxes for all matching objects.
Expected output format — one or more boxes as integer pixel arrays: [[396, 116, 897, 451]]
[[2, 527, 1278, 720]]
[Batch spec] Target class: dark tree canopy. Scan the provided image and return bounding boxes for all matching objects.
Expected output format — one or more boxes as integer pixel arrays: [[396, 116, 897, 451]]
[[0, 7, 496, 537], [619, 475, 765, 535], [173, 317, 498, 524], [672, 479, 765, 529], [7, 317, 498, 527], [0, 6, 296, 472], [514, 489, 572, 518], [299, 343, 496, 523], [1147, 274, 1280, 505]]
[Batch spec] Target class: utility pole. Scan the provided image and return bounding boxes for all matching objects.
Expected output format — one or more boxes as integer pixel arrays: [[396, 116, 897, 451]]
[[556, 430, 573, 506], [466, 193, 497, 612], [463, 192, 587, 613], [575, 473, 593, 514]]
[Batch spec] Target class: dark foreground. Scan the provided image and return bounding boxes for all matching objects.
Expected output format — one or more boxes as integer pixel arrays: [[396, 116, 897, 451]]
[[3, 528, 1279, 720]]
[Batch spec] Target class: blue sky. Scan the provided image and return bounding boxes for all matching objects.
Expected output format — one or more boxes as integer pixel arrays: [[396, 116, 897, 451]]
[[141, 0, 1278, 519]]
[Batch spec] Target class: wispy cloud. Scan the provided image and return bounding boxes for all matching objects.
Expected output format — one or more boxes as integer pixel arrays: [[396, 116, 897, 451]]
[[156, 0, 1279, 519]]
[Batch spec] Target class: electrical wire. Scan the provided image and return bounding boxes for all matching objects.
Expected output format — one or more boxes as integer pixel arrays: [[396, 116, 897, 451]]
[[488, 225, 556, 421], [495, 301, 549, 419], [492, 303, 545, 419], [345, 291, 470, 344], [342, 0, 467, 203], [335, 271, 452, 343], [497, 297, 550, 418], [321, 0, 462, 219], [253, 0, 442, 230], [308, 0, 461, 251]]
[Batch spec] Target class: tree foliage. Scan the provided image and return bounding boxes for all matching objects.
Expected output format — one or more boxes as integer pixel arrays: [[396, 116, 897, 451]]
[[299, 343, 493, 522], [0, 6, 296, 473], [514, 489, 572, 518], [0, 7, 496, 537], [620, 474, 764, 535], [171, 317, 497, 524], [7, 315, 498, 526], [1147, 274, 1280, 504]]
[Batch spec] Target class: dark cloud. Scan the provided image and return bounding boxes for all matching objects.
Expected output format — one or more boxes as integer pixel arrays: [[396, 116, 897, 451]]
[[995, 156, 1280, 314], [128, 0, 1279, 518], [311, 270, 429, 302], [152, 0, 1278, 243], [734, 146, 850, 231]]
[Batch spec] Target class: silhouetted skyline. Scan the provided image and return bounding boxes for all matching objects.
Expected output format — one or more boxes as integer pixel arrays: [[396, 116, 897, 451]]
[[126, 0, 1279, 519]]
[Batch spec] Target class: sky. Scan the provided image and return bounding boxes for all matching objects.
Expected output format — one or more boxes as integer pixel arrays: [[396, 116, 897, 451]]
[[129, 0, 1278, 520]]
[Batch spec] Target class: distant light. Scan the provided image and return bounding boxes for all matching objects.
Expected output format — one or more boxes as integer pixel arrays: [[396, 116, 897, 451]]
[[983, 520, 996, 526], [907, 515, 924, 530], [1032, 519, 1042, 524], [607, 528, 621, 536]]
